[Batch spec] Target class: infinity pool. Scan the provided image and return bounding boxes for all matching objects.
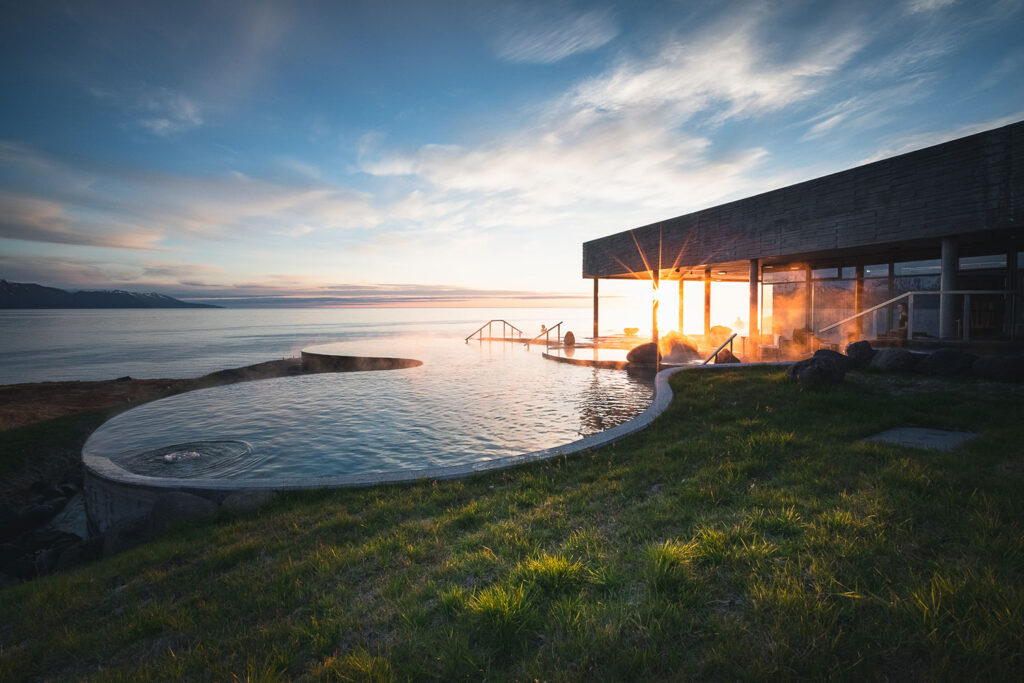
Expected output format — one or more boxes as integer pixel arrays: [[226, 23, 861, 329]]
[[83, 336, 654, 480]]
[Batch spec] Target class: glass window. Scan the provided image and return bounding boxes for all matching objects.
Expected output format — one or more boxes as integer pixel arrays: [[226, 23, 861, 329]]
[[841, 266, 857, 279], [812, 267, 838, 280], [763, 268, 806, 283], [894, 259, 940, 276], [864, 263, 889, 278], [959, 254, 1006, 271]]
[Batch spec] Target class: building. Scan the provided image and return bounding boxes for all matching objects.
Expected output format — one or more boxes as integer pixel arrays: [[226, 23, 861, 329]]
[[582, 120, 1024, 356]]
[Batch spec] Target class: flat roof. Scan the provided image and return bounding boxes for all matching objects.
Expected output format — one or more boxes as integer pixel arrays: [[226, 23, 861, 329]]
[[583, 120, 1024, 281]]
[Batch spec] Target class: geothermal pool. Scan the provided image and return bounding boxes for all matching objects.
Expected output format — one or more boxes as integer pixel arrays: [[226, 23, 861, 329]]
[[83, 337, 654, 481]]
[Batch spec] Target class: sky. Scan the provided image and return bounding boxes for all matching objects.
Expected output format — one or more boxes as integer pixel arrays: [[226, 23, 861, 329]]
[[0, 0, 1022, 307]]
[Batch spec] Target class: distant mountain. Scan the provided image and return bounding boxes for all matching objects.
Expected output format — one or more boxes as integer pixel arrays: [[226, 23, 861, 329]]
[[0, 280, 221, 309]]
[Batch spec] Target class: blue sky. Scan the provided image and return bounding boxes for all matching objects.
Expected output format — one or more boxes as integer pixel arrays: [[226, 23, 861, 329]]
[[1, 0, 1022, 306]]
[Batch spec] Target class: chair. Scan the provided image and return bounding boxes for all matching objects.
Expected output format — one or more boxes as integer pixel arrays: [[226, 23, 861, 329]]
[[758, 334, 782, 361]]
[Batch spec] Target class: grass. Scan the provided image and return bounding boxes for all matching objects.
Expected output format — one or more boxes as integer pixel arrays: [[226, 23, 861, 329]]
[[2, 367, 1023, 679]]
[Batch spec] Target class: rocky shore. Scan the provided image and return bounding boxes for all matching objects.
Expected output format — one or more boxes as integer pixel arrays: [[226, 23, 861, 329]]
[[0, 357, 348, 584]]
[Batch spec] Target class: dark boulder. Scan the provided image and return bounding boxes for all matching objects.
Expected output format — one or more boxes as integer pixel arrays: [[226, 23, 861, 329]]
[[659, 331, 700, 363], [813, 348, 851, 371], [844, 340, 876, 368], [563, 331, 575, 348], [869, 348, 919, 372], [149, 492, 218, 535], [626, 342, 659, 365], [787, 356, 845, 386], [972, 355, 1024, 382], [916, 348, 979, 376], [714, 348, 741, 364]]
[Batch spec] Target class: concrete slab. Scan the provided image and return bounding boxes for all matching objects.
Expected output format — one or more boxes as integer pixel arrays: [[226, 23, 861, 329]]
[[864, 427, 976, 452]]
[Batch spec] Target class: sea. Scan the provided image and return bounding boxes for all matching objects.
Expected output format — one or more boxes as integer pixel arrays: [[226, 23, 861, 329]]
[[0, 307, 603, 385]]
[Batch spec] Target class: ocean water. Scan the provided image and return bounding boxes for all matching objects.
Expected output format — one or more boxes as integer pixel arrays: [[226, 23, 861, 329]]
[[0, 307, 600, 385]]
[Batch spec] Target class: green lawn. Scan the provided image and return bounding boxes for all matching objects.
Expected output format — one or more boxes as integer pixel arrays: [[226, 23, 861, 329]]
[[2, 367, 1022, 680]]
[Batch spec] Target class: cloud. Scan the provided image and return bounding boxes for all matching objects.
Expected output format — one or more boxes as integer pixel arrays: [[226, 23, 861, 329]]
[[0, 142, 382, 249], [363, 16, 865, 228], [907, 0, 957, 13], [859, 112, 1024, 163], [136, 88, 203, 135], [494, 7, 618, 64]]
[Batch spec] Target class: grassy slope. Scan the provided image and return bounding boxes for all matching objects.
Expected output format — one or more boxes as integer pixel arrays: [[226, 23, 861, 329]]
[[1, 367, 1022, 680]]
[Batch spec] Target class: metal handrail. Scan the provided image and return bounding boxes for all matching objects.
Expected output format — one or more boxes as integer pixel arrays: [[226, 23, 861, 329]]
[[816, 289, 1013, 335], [465, 319, 525, 342], [525, 321, 563, 347], [701, 332, 737, 365]]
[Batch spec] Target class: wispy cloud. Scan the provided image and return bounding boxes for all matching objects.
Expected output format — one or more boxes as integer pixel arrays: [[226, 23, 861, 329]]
[[363, 16, 865, 231], [494, 7, 618, 64], [859, 112, 1024, 163], [136, 87, 203, 135], [0, 142, 381, 249]]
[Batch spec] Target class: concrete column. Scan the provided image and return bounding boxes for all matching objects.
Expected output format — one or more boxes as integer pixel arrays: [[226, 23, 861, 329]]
[[940, 237, 958, 339], [678, 279, 685, 333], [652, 269, 660, 343], [748, 259, 759, 344], [703, 268, 712, 338], [854, 264, 865, 338], [592, 278, 599, 339]]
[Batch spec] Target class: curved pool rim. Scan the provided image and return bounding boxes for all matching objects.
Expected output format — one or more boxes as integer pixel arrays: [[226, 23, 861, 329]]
[[83, 361, 791, 531]]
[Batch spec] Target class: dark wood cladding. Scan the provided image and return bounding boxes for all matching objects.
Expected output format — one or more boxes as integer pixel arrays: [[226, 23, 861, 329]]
[[583, 121, 1024, 277]]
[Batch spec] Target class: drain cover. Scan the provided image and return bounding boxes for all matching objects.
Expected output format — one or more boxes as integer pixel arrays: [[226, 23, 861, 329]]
[[863, 427, 976, 452]]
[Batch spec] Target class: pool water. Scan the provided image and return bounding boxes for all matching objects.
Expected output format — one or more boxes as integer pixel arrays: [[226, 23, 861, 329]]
[[84, 336, 654, 480]]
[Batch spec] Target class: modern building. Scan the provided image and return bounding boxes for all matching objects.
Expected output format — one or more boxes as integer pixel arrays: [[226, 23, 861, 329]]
[[582, 120, 1023, 357]]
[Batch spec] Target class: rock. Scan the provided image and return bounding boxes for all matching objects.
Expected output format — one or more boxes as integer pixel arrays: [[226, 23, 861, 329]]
[[623, 327, 639, 336], [17, 502, 60, 528], [148, 492, 217, 535], [222, 489, 279, 513], [813, 348, 851, 371], [869, 348, 919, 372], [659, 331, 700, 363], [709, 325, 733, 346], [103, 515, 153, 556], [786, 356, 846, 385], [845, 340, 876, 367], [972, 355, 1024, 382], [714, 348, 741, 364], [56, 536, 105, 571], [916, 348, 979, 376], [626, 342, 659, 365], [0, 543, 23, 575], [0, 505, 20, 542], [563, 331, 575, 348]]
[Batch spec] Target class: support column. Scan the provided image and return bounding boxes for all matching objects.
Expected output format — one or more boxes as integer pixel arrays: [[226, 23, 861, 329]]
[[940, 237, 957, 339], [703, 267, 712, 338], [652, 269, 660, 343], [804, 265, 813, 331], [1007, 248, 1018, 341], [678, 279, 685, 333], [748, 259, 759, 346], [592, 278, 599, 339], [854, 264, 865, 338]]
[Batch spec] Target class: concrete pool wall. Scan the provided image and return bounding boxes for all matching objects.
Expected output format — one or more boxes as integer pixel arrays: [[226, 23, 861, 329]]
[[83, 362, 789, 533]]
